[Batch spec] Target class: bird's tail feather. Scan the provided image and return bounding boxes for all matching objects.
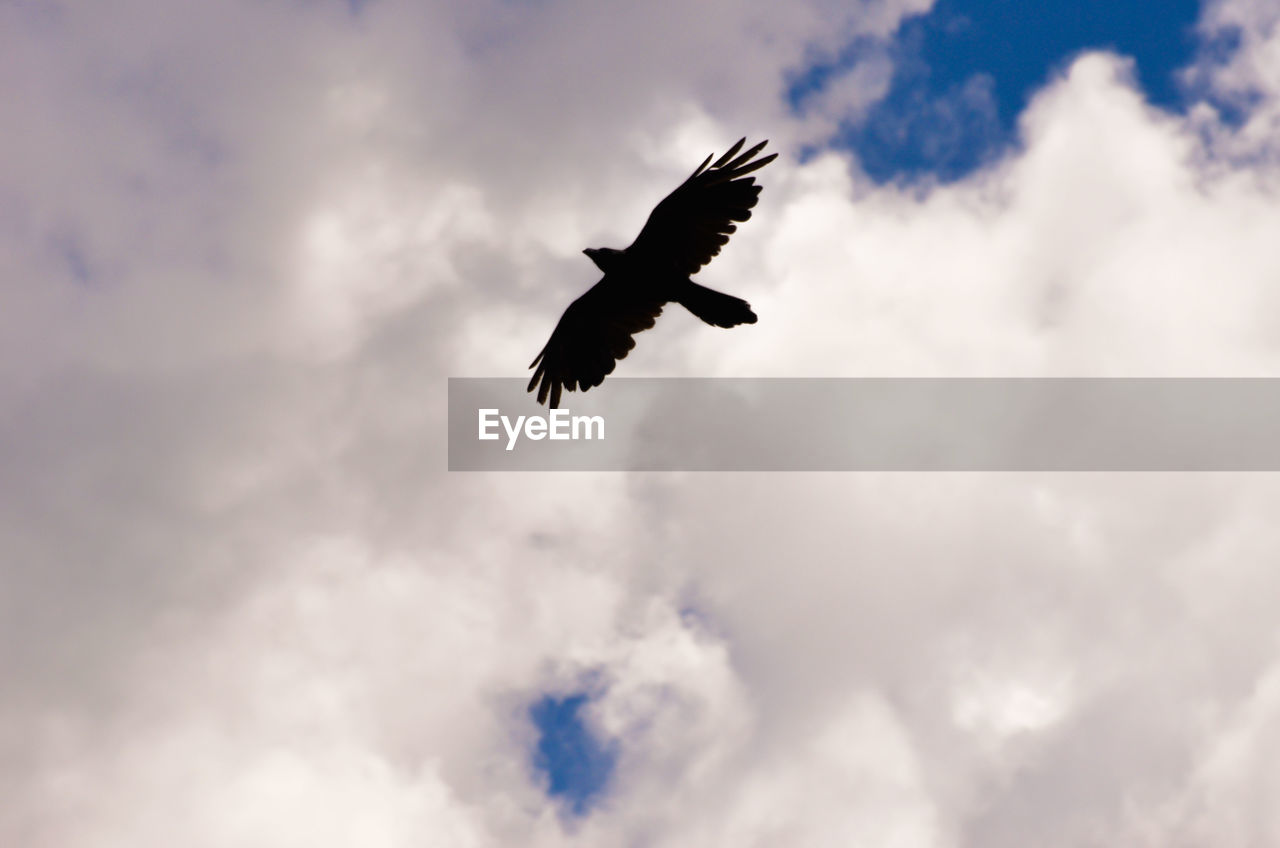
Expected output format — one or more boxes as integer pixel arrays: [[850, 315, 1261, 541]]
[[675, 281, 757, 328]]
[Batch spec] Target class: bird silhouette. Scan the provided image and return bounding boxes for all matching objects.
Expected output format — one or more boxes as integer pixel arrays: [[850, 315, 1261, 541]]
[[528, 138, 777, 408]]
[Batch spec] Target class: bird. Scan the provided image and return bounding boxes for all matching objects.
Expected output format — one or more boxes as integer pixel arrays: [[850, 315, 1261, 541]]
[[528, 137, 777, 408]]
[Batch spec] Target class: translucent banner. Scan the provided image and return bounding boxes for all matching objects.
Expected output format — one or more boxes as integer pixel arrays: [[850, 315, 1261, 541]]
[[448, 378, 1280, 471]]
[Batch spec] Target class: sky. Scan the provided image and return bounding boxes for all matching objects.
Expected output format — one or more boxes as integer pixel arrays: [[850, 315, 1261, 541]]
[[3, 0, 1280, 846], [798, 0, 1206, 181]]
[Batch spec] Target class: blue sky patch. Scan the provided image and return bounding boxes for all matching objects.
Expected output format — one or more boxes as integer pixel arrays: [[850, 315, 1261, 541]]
[[530, 692, 617, 815], [792, 0, 1207, 183], [49, 230, 93, 287]]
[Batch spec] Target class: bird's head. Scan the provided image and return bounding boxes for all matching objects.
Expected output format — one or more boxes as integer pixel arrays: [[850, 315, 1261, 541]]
[[584, 246, 625, 273]]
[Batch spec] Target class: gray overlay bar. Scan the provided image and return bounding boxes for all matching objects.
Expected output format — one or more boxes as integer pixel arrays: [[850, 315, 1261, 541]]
[[448, 378, 1280, 471]]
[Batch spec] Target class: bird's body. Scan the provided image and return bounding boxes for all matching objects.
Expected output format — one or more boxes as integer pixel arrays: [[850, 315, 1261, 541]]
[[528, 138, 777, 408]]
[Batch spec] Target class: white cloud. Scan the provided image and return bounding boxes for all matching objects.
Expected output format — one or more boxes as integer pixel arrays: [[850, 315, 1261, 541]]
[[4, 1, 1280, 846]]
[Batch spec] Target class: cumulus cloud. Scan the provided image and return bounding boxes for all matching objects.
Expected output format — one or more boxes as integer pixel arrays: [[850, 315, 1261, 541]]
[[4, 1, 1280, 846]]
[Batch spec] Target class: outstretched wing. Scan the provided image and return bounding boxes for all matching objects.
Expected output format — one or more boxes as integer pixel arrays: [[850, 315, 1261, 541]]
[[626, 138, 778, 276], [527, 277, 664, 408]]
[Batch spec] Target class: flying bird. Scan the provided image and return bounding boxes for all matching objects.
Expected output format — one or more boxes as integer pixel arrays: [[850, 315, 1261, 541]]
[[528, 137, 777, 408]]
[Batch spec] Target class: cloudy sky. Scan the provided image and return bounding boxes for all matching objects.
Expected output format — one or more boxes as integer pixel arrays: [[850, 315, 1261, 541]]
[[5, 0, 1280, 845]]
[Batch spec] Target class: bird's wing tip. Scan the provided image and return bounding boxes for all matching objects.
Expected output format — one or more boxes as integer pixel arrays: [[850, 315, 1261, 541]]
[[710, 137, 747, 170]]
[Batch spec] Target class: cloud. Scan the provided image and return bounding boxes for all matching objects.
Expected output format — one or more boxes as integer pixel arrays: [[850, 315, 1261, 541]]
[[3, 1, 1280, 846]]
